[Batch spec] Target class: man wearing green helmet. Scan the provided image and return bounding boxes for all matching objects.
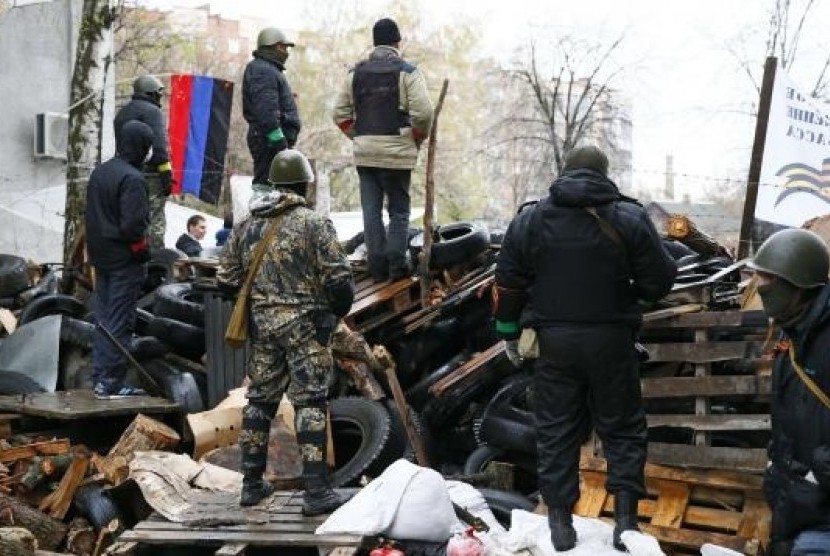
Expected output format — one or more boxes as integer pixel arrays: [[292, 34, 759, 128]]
[[243, 27, 302, 186], [749, 228, 830, 556], [217, 149, 354, 514], [114, 74, 173, 250]]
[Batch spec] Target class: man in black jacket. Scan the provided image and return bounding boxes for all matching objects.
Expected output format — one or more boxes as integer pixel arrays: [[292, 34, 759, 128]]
[[749, 229, 830, 556], [175, 214, 206, 257], [494, 146, 676, 551], [86, 120, 153, 398], [114, 75, 173, 250], [243, 27, 301, 186]]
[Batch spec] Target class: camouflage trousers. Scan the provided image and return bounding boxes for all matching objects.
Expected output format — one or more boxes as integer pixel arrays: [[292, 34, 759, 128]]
[[239, 318, 333, 482], [144, 173, 168, 250]]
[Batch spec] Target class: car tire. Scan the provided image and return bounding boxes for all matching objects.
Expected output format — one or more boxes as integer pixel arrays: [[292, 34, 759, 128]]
[[329, 397, 393, 487], [429, 222, 490, 270], [153, 283, 205, 328], [0, 255, 30, 297], [18, 294, 86, 326], [478, 488, 536, 529], [146, 317, 205, 361], [0, 370, 46, 395], [142, 358, 205, 413], [384, 399, 433, 464]]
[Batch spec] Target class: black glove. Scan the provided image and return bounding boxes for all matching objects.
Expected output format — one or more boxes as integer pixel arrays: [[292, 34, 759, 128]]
[[159, 169, 173, 197], [128, 238, 150, 263], [767, 539, 794, 556], [312, 311, 338, 346]]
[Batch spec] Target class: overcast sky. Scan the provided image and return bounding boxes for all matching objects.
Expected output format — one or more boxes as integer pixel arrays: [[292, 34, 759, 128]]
[[144, 0, 830, 201]]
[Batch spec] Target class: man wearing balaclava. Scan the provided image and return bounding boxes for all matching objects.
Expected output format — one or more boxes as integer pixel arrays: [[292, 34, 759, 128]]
[[749, 229, 830, 556], [243, 27, 302, 186], [333, 17, 434, 282], [493, 146, 676, 552]]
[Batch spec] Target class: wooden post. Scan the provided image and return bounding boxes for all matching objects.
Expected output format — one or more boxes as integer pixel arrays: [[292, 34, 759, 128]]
[[737, 57, 778, 260], [419, 79, 450, 306]]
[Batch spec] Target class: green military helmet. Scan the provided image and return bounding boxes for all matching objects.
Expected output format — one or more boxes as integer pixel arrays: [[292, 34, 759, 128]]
[[257, 27, 295, 48], [269, 149, 314, 185], [133, 74, 164, 95], [749, 228, 829, 288]]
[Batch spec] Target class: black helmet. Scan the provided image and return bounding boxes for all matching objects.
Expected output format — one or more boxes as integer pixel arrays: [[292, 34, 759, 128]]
[[749, 228, 829, 288], [133, 75, 164, 95]]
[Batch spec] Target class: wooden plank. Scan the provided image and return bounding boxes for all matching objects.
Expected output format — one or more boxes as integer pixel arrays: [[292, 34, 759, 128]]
[[215, 543, 247, 556], [639, 522, 759, 553], [0, 391, 178, 420], [581, 455, 765, 490], [573, 471, 607, 517], [641, 375, 772, 398], [601, 496, 744, 532], [642, 341, 757, 363], [135, 521, 316, 533], [0, 438, 70, 463], [646, 443, 768, 473], [347, 278, 417, 316], [118, 529, 361, 547], [430, 342, 503, 396], [643, 310, 767, 329], [642, 304, 706, 323], [105, 542, 138, 555], [647, 414, 771, 431], [737, 493, 771, 545], [649, 480, 690, 528]]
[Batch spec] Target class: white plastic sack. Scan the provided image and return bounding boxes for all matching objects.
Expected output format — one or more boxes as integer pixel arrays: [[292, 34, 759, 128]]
[[317, 459, 456, 542], [700, 545, 744, 556]]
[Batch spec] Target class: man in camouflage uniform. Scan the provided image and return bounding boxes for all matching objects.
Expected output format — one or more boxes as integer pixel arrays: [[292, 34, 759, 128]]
[[217, 149, 355, 513], [114, 75, 173, 249]]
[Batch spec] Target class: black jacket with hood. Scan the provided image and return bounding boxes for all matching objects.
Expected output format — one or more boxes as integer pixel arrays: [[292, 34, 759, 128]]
[[113, 93, 170, 169], [86, 120, 153, 271], [495, 169, 676, 327]]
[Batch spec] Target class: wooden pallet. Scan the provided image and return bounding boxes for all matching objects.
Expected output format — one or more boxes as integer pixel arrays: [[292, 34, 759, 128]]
[[106, 491, 363, 555], [344, 277, 421, 333], [574, 454, 769, 554], [639, 308, 772, 472]]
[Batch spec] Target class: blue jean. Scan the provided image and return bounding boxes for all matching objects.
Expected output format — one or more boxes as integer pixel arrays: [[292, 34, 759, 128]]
[[357, 166, 411, 279], [793, 529, 830, 555], [92, 264, 146, 390]]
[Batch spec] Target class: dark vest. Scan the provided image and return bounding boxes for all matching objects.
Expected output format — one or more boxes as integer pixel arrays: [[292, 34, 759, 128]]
[[352, 58, 410, 136]]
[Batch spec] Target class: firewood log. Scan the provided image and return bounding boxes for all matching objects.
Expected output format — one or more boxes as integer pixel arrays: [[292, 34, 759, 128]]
[[0, 526, 36, 556], [0, 492, 67, 550], [92, 414, 179, 486]]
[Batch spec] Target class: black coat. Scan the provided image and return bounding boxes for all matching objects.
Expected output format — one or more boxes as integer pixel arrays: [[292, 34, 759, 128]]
[[242, 53, 301, 145], [175, 234, 202, 257], [765, 284, 830, 541], [496, 169, 676, 327], [86, 121, 152, 271], [113, 93, 170, 168]]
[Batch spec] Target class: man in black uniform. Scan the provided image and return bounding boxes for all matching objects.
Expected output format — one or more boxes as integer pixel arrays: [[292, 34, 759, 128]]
[[493, 146, 676, 551], [243, 27, 301, 186], [86, 121, 154, 397], [114, 75, 173, 250], [749, 229, 830, 556]]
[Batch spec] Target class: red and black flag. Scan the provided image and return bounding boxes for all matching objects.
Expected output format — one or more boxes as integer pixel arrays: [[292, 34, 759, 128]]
[[168, 75, 234, 205]]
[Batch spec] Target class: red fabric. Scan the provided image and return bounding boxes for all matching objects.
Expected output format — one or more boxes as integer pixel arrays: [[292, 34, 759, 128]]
[[167, 74, 193, 194]]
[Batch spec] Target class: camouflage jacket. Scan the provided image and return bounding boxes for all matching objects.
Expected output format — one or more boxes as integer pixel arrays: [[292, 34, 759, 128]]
[[217, 189, 351, 335]]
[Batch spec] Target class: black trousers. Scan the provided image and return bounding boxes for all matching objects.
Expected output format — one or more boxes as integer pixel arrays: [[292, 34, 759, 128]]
[[534, 325, 647, 508]]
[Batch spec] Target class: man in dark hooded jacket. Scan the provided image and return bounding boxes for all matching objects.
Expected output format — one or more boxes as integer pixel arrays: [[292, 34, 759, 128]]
[[86, 120, 153, 397], [243, 27, 302, 186], [749, 228, 830, 556], [494, 146, 676, 552], [114, 75, 172, 250]]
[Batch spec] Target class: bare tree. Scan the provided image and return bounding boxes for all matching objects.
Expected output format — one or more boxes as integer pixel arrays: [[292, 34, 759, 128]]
[[63, 0, 116, 265], [727, 0, 830, 99]]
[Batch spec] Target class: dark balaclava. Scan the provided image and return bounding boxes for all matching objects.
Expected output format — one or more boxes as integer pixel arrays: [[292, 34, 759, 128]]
[[373, 18, 401, 46], [563, 146, 609, 176], [757, 278, 818, 328]]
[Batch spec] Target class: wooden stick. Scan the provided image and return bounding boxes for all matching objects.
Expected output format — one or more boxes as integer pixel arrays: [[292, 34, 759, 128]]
[[0, 439, 70, 464], [419, 79, 450, 307]]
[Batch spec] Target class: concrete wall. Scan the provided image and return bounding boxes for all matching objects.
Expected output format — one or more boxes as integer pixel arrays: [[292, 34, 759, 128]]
[[0, 0, 114, 263]]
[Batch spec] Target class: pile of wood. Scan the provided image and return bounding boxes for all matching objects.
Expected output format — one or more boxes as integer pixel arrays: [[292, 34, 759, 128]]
[[0, 413, 180, 555]]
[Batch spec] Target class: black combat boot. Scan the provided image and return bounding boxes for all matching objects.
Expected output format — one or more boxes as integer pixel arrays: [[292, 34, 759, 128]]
[[612, 491, 640, 551], [548, 506, 577, 551], [239, 403, 275, 507], [295, 403, 352, 516]]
